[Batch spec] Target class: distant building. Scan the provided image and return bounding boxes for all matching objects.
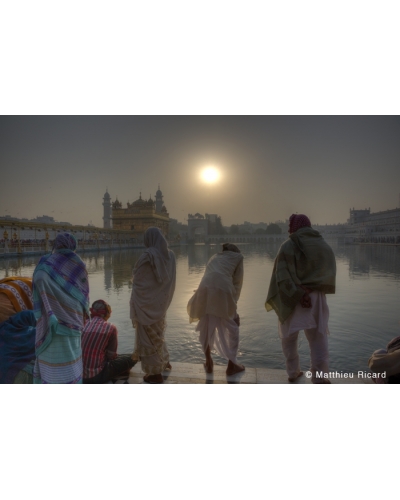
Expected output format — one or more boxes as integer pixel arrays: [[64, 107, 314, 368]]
[[228, 220, 283, 234], [111, 187, 169, 237], [155, 185, 164, 213], [31, 215, 56, 224], [346, 206, 400, 242], [28, 215, 71, 225], [244, 221, 269, 232], [0, 214, 71, 225], [187, 213, 209, 240], [169, 218, 188, 241], [205, 213, 224, 234], [0, 215, 19, 222], [187, 213, 225, 240], [348, 208, 371, 225], [103, 189, 112, 229]]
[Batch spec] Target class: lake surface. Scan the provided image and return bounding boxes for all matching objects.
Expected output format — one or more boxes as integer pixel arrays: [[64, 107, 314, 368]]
[[1, 242, 400, 373]]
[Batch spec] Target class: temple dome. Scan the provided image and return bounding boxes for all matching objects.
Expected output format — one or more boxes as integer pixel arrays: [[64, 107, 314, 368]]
[[133, 193, 145, 204]]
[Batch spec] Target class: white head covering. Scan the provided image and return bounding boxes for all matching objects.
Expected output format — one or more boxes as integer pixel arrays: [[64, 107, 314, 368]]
[[130, 227, 176, 325], [143, 227, 170, 283]]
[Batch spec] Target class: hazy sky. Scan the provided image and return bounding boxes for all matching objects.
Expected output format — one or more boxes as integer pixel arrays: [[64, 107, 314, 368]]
[[1, 116, 399, 227]]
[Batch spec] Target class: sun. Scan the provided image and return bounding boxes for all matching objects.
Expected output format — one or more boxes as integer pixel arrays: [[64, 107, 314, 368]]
[[201, 167, 220, 184]]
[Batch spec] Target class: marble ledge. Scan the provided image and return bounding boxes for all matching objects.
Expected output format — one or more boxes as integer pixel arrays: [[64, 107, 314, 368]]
[[108, 362, 374, 384]]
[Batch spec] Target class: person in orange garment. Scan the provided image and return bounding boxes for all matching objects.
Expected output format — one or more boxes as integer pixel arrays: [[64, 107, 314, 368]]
[[0, 277, 33, 323]]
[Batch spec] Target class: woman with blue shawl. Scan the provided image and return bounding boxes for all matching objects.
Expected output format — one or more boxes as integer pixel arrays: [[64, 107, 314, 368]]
[[32, 232, 90, 384]]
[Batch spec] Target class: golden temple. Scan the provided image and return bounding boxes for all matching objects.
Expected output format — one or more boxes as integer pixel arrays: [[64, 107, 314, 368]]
[[110, 187, 169, 237]]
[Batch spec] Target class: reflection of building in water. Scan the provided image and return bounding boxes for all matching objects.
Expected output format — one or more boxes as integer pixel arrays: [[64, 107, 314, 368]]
[[346, 206, 400, 244], [107, 246, 186, 291], [187, 244, 217, 272], [366, 245, 400, 278], [345, 244, 400, 279], [84, 254, 104, 275], [104, 253, 112, 291], [0, 256, 37, 277], [105, 249, 143, 291], [111, 187, 169, 237], [347, 246, 370, 279]]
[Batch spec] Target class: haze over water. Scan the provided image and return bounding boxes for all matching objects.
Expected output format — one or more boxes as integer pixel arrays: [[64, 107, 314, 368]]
[[2, 116, 400, 228], [2, 242, 399, 374]]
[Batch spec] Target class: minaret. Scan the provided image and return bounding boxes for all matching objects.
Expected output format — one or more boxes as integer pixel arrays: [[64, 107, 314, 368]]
[[155, 184, 164, 213], [103, 189, 112, 228]]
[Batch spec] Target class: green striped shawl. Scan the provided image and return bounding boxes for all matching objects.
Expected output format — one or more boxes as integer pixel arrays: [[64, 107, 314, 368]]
[[265, 227, 336, 323]]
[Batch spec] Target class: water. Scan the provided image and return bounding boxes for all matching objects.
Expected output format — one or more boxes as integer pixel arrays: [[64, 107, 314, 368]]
[[1, 242, 400, 373]]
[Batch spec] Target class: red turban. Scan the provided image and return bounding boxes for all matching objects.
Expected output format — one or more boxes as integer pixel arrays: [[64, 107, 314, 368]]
[[90, 299, 112, 320], [289, 214, 311, 234]]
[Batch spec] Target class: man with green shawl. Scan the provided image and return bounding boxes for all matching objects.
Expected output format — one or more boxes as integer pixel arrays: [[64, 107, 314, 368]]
[[265, 214, 336, 384]]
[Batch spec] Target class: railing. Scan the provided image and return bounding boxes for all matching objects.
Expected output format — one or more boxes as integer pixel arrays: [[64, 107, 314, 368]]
[[0, 241, 145, 258], [203, 234, 287, 244]]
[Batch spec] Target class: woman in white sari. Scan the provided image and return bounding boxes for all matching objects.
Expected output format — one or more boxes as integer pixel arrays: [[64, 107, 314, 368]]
[[130, 227, 176, 384]]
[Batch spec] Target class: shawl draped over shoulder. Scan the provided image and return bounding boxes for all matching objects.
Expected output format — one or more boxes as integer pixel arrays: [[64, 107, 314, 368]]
[[187, 251, 244, 323], [33, 248, 90, 354], [265, 227, 336, 324], [130, 228, 176, 326]]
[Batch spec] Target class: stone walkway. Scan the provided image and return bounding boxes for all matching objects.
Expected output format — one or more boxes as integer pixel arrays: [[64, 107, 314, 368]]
[[111, 361, 373, 384]]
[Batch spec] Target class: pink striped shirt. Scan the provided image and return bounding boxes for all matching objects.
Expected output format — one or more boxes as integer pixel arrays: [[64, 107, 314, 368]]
[[82, 316, 118, 379]]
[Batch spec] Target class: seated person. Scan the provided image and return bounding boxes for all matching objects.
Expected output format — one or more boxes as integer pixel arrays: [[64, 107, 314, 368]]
[[0, 277, 35, 383], [0, 310, 36, 384], [368, 335, 400, 384], [82, 300, 136, 383], [0, 277, 33, 323]]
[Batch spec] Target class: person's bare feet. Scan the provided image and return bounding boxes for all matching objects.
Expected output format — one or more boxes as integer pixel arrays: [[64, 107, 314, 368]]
[[165, 362, 172, 370], [288, 371, 304, 382], [143, 374, 163, 384], [204, 346, 213, 373], [312, 374, 331, 384], [226, 361, 245, 376], [204, 358, 214, 373]]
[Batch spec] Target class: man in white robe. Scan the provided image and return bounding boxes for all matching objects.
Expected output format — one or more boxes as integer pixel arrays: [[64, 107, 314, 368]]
[[187, 243, 245, 376], [266, 214, 336, 383]]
